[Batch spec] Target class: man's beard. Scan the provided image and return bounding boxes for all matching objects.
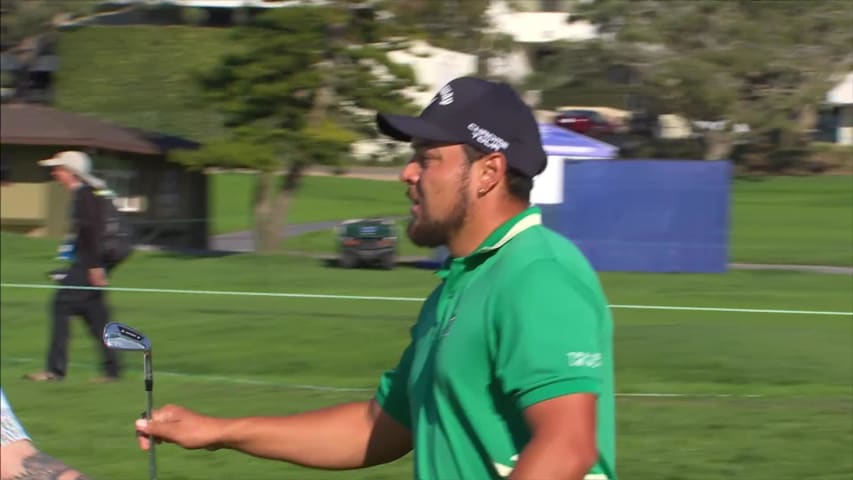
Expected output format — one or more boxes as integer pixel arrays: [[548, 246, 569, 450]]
[[407, 170, 470, 248]]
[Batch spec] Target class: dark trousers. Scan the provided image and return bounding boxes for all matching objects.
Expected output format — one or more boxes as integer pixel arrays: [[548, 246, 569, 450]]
[[46, 262, 121, 378]]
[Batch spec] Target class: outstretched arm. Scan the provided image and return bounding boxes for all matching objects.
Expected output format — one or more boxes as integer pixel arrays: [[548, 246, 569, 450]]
[[136, 398, 412, 470]]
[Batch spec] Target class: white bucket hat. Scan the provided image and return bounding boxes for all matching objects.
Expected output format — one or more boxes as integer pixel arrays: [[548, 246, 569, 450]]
[[38, 151, 106, 189]]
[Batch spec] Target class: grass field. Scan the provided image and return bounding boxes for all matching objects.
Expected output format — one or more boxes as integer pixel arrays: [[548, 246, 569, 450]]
[[211, 173, 433, 256], [730, 175, 853, 266], [212, 173, 853, 266], [210, 174, 409, 235], [1, 232, 851, 479]]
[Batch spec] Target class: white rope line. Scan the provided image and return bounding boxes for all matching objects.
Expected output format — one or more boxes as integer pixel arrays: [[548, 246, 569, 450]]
[[1, 282, 850, 316]]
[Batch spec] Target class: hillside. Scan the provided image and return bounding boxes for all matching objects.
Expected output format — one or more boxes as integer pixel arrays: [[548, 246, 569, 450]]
[[54, 26, 238, 141]]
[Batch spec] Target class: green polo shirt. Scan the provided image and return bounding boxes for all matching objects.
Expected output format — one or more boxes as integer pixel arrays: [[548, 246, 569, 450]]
[[375, 206, 616, 480]]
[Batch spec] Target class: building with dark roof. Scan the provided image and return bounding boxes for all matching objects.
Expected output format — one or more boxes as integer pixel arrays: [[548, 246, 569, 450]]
[[1, 103, 208, 250]]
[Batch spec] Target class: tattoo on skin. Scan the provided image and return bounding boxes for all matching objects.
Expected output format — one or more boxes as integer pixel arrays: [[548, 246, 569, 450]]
[[9, 451, 90, 480]]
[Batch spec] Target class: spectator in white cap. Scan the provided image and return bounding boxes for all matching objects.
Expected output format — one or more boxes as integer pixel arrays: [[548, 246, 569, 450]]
[[37, 151, 106, 190], [25, 151, 122, 383]]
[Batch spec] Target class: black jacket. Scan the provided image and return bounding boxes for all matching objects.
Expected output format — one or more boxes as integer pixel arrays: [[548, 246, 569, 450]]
[[71, 185, 105, 270]]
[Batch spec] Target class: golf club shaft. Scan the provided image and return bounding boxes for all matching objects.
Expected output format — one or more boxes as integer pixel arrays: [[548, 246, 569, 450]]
[[145, 353, 156, 480]]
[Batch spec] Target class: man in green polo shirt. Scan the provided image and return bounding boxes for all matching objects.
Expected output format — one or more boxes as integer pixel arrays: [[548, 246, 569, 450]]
[[135, 76, 616, 480]]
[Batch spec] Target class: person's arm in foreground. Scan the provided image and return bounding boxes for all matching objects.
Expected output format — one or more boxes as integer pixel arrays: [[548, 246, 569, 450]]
[[1, 388, 90, 480], [1, 439, 91, 480], [136, 398, 412, 469], [509, 394, 598, 480]]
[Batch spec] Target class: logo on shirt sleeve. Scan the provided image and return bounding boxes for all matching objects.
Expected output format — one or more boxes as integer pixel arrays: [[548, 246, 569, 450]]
[[567, 352, 602, 368]]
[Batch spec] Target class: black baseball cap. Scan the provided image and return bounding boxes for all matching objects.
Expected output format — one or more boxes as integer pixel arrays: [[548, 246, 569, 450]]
[[376, 76, 547, 178]]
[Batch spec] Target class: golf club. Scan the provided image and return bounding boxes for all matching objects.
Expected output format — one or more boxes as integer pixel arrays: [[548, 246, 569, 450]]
[[103, 322, 156, 480]]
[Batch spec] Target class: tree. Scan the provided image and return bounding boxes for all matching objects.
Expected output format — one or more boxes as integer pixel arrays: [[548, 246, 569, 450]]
[[1, 0, 102, 101], [172, 5, 416, 253], [0, 0, 100, 46], [383, 0, 491, 51], [382, 0, 513, 78], [527, 0, 853, 162]]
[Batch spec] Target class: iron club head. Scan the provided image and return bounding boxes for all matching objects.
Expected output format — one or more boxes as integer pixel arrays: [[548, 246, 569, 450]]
[[103, 322, 151, 352]]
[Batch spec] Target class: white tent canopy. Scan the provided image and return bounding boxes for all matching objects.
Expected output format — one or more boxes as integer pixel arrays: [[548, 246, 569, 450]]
[[530, 125, 619, 205]]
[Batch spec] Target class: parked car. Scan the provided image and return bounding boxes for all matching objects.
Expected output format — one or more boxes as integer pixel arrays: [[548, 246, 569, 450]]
[[554, 109, 618, 138], [335, 218, 398, 269]]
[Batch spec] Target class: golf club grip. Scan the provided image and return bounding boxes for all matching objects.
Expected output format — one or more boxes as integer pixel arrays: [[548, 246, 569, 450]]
[[149, 443, 156, 480], [146, 387, 155, 480], [148, 418, 156, 480]]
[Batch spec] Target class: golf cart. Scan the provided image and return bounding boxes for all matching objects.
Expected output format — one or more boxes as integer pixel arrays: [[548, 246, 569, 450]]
[[335, 218, 398, 269]]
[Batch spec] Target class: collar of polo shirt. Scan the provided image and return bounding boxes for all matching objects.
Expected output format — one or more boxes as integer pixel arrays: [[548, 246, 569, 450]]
[[437, 206, 543, 276]]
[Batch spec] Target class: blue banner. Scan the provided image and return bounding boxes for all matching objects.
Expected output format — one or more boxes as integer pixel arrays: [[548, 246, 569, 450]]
[[540, 160, 732, 273]]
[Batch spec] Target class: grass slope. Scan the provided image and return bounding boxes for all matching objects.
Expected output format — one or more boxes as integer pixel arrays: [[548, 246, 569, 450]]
[[55, 26, 236, 141]]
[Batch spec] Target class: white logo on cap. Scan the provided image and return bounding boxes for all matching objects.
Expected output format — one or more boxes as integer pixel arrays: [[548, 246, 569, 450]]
[[433, 84, 454, 106], [468, 123, 509, 151]]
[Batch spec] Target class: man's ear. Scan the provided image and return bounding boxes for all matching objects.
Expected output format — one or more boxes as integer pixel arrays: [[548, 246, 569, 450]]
[[477, 152, 507, 196]]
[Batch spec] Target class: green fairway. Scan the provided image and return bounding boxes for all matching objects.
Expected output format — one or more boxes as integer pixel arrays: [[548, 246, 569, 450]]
[[210, 173, 409, 235], [1, 232, 851, 479], [731, 175, 853, 266], [282, 218, 433, 258]]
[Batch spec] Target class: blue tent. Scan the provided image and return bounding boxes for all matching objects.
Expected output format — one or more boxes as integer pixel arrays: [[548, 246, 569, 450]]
[[424, 125, 730, 273], [531, 124, 618, 205], [538, 123, 618, 159]]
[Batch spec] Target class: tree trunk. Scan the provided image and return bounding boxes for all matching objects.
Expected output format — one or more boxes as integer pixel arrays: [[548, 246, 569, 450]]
[[253, 170, 279, 254], [309, 82, 334, 125], [274, 162, 305, 242], [252, 163, 305, 254], [310, 59, 336, 126], [703, 130, 735, 161], [796, 104, 818, 143]]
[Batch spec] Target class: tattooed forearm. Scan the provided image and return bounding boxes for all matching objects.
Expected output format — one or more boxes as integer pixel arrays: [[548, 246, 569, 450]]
[[8, 451, 90, 480]]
